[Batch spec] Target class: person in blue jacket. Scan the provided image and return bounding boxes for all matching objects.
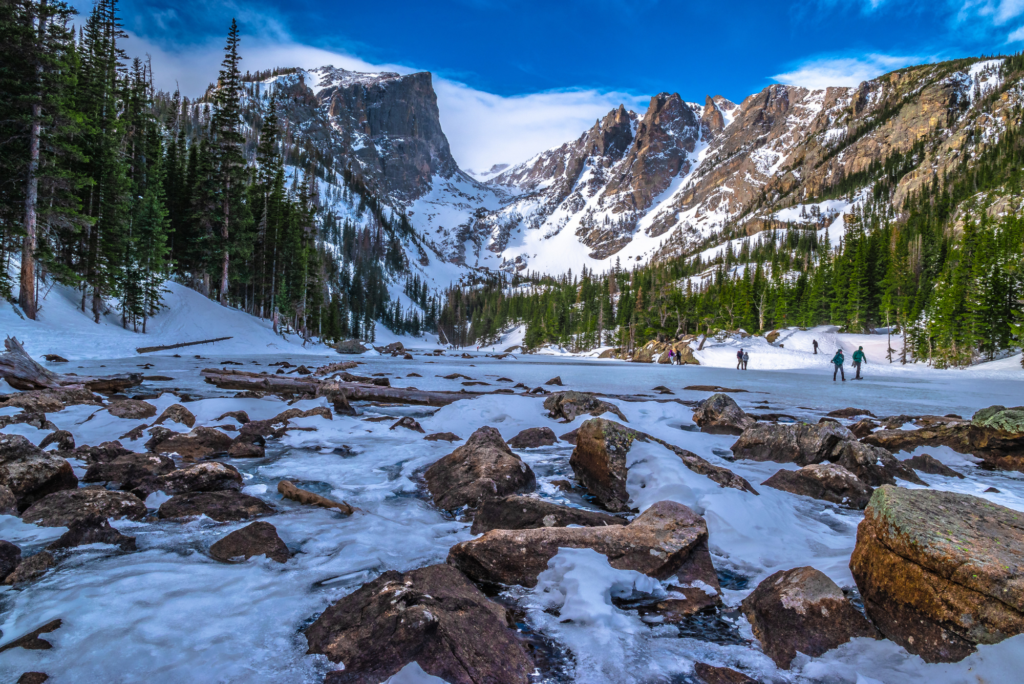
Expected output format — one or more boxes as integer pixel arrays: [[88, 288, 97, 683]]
[[852, 346, 866, 379], [832, 349, 845, 382]]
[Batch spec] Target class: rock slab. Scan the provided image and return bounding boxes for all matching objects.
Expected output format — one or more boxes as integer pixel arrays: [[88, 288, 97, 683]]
[[424, 427, 535, 511]]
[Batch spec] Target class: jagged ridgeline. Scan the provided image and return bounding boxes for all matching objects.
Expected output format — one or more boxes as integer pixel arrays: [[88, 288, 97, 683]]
[[443, 55, 1024, 369], [0, 0, 438, 341]]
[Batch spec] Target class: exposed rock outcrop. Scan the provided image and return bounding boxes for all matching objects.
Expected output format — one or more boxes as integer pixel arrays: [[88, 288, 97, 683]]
[[692, 393, 754, 435], [158, 491, 274, 522], [543, 391, 627, 423], [761, 463, 874, 509], [209, 521, 288, 563], [424, 427, 535, 511], [0, 434, 78, 511], [469, 495, 625, 535], [21, 489, 147, 527], [506, 427, 557, 448], [305, 563, 533, 684]]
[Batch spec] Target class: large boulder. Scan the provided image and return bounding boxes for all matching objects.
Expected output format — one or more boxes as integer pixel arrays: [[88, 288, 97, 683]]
[[148, 426, 233, 461], [154, 403, 196, 428], [731, 422, 854, 465], [692, 393, 754, 435], [3, 551, 55, 585], [133, 461, 243, 498], [506, 427, 557, 448], [107, 399, 157, 420], [543, 391, 627, 423], [335, 339, 368, 354], [570, 418, 756, 512], [470, 495, 626, 535], [0, 387, 101, 413], [69, 441, 133, 465], [21, 489, 147, 527], [741, 566, 877, 669], [905, 453, 964, 479], [0, 484, 18, 515], [209, 521, 288, 563], [158, 490, 274, 522], [0, 541, 22, 582], [850, 486, 1024, 662], [424, 427, 536, 511], [0, 435, 78, 511], [47, 517, 136, 552], [83, 452, 176, 490], [761, 463, 873, 509], [828, 439, 923, 486], [447, 500, 720, 590], [305, 563, 533, 684]]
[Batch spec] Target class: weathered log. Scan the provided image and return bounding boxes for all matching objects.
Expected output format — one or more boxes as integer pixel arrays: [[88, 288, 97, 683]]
[[201, 368, 320, 394], [136, 336, 232, 354], [318, 380, 481, 407], [0, 337, 141, 392]]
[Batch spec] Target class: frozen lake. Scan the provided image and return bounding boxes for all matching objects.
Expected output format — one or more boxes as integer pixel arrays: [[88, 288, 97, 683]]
[[2, 350, 1023, 684]]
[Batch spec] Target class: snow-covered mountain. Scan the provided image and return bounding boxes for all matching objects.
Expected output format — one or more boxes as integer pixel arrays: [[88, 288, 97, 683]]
[[257, 57, 1017, 280]]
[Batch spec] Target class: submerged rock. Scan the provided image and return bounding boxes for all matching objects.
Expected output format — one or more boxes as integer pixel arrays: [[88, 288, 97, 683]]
[[506, 427, 557, 448], [693, 662, 758, 684], [209, 521, 288, 563], [447, 500, 720, 590], [154, 403, 196, 428], [761, 463, 873, 509], [0, 434, 78, 511], [741, 566, 877, 669], [904, 453, 965, 479], [692, 393, 754, 435], [158, 490, 274, 522], [107, 399, 157, 420], [469, 495, 626, 535], [424, 432, 460, 442], [47, 517, 136, 552], [21, 489, 147, 527], [424, 427, 536, 511], [3, 552, 55, 585], [850, 486, 1024, 662], [0, 618, 62, 650], [305, 563, 533, 684], [543, 391, 627, 423], [570, 418, 756, 512]]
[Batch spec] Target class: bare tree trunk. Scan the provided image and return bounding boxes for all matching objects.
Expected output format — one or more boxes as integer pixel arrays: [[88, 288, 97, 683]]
[[18, 1, 49, 320], [220, 193, 230, 305]]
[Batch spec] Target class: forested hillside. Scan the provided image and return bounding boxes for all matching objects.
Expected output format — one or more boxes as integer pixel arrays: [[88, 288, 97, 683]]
[[0, 0, 432, 343]]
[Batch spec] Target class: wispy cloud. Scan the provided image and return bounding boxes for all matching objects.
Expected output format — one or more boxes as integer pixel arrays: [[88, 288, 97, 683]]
[[771, 53, 924, 89]]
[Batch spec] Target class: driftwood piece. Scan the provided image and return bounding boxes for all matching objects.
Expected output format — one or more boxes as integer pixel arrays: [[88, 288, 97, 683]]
[[0, 337, 142, 392], [137, 336, 232, 354], [318, 380, 480, 407], [201, 368, 320, 394]]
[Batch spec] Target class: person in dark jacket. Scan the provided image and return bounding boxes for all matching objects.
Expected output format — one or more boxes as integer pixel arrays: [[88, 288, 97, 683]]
[[736, 349, 744, 370], [812, 339, 819, 354], [852, 346, 866, 379], [832, 349, 845, 381]]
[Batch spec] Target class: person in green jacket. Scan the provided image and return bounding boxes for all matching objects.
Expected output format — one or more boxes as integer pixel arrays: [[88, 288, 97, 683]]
[[832, 349, 845, 382], [852, 346, 866, 380]]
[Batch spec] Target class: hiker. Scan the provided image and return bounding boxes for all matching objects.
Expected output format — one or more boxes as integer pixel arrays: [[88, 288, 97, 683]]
[[742, 350, 749, 370], [668, 348, 675, 365], [832, 348, 846, 382], [812, 339, 819, 354], [736, 349, 744, 370], [852, 346, 866, 379]]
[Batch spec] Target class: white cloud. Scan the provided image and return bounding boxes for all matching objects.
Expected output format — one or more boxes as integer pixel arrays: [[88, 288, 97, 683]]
[[1008, 24, 1024, 40], [118, 30, 646, 174], [771, 53, 923, 89]]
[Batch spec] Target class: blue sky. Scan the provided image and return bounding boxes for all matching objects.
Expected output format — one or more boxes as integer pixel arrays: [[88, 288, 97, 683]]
[[80, 0, 1023, 170]]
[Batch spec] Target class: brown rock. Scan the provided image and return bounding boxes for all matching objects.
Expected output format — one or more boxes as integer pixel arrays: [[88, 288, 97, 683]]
[[158, 490, 274, 522], [21, 488, 147, 527], [390, 416, 424, 433], [227, 437, 265, 458], [154, 403, 197, 428], [424, 427, 536, 511], [84, 452, 176, 490], [543, 391, 628, 423], [214, 410, 250, 424], [72, 440, 132, 464], [693, 662, 758, 684], [470, 495, 626, 535], [149, 426, 233, 461], [741, 566, 876, 669], [3, 552, 55, 585], [851, 486, 1024, 663], [0, 618, 62, 651], [730, 421, 854, 465], [47, 517, 136, 552], [38, 430, 75, 451], [507, 427, 557, 448], [559, 428, 580, 445], [848, 418, 879, 438], [827, 407, 876, 419], [0, 484, 17, 515], [134, 461, 243, 498], [107, 399, 157, 420], [305, 563, 532, 684], [905, 453, 965, 479], [278, 480, 354, 515], [0, 387, 101, 413], [424, 432, 460, 442], [570, 418, 756, 512], [761, 463, 873, 509], [0, 540, 22, 582], [692, 393, 754, 435], [209, 521, 288, 563], [544, 376, 563, 386], [828, 439, 924, 486], [19, 673, 49, 683], [271, 406, 332, 423], [0, 434, 78, 511], [448, 500, 720, 590]]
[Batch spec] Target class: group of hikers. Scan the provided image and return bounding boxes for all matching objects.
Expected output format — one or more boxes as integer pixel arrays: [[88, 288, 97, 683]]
[[734, 340, 867, 380], [667, 348, 684, 365]]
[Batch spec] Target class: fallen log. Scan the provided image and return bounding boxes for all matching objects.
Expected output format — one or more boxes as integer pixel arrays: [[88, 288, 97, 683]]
[[0, 337, 142, 392], [137, 336, 232, 354], [201, 368, 320, 394], [319, 380, 480, 407]]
